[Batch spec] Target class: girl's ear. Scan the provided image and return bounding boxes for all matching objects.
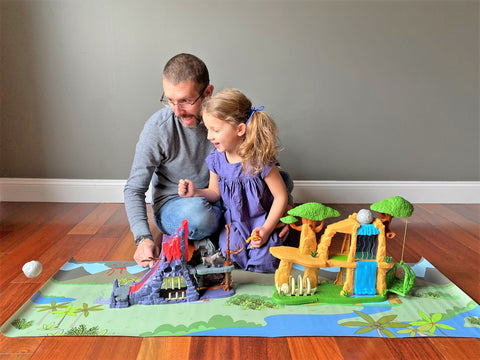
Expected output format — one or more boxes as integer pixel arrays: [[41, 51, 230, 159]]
[[237, 123, 247, 136]]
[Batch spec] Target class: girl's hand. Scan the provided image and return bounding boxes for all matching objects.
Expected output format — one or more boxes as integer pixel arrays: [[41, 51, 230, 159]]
[[248, 227, 270, 248], [178, 179, 196, 197]]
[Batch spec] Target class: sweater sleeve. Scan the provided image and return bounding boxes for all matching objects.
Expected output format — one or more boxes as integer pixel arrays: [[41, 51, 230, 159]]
[[124, 114, 165, 241]]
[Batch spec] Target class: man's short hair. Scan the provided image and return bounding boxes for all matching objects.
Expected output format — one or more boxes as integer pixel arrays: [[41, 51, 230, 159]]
[[163, 53, 209, 89]]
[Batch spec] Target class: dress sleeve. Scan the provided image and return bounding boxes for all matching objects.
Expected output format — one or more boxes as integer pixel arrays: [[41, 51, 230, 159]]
[[205, 148, 218, 174], [260, 162, 275, 179]]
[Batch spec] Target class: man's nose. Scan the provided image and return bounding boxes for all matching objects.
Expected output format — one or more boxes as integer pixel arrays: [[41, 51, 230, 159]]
[[172, 104, 185, 116]]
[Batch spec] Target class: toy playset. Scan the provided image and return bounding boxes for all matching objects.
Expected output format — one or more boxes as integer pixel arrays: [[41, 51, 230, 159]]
[[110, 220, 237, 308], [270, 196, 415, 305], [110, 196, 415, 307]]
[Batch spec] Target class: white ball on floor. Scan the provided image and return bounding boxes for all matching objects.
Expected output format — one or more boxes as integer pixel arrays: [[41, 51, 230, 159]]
[[22, 260, 43, 278]]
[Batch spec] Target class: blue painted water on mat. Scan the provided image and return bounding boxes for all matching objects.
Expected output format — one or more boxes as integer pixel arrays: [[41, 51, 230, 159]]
[[190, 304, 480, 338], [59, 260, 144, 274], [192, 314, 354, 337], [410, 257, 432, 277], [60, 261, 110, 273], [30, 292, 76, 304]]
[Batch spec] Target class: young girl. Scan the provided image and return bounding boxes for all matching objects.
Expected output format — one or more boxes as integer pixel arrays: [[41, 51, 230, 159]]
[[178, 88, 288, 273]]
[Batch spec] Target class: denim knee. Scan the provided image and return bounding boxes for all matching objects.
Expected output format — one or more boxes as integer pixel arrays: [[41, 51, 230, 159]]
[[156, 197, 222, 239], [185, 200, 222, 239]]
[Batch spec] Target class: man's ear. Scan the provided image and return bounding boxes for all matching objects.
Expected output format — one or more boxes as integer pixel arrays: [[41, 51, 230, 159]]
[[204, 84, 214, 98]]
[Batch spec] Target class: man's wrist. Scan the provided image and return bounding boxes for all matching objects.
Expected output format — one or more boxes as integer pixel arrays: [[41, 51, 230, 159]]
[[135, 235, 153, 246]]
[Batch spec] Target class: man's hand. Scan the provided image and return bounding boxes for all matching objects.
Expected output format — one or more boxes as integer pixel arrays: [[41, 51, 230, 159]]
[[277, 222, 290, 241], [134, 238, 160, 268], [277, 203, 293, 241]]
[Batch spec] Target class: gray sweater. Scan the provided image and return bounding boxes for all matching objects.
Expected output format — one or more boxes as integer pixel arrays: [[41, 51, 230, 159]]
[[124, 107, 213, 240]]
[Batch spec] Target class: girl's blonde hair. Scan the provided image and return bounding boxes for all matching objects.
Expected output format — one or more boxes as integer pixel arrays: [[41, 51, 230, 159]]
[[202, 88, 280, 174]]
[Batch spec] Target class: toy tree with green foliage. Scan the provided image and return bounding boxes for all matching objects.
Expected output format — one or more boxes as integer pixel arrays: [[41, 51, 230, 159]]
[[281, 202, 340, 255], [371, 196, 415, 296], [370, 196, 414, 239]]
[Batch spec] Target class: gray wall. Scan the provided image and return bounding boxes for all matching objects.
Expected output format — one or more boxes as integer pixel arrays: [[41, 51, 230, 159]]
[[1, 0, 479, 181]]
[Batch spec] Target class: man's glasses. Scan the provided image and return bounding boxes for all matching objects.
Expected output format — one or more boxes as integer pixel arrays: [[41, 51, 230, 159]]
[[160, 84, 208, 109]]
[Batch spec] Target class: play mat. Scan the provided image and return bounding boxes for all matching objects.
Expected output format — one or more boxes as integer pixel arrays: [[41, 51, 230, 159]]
[[1, 257, 479, 338]]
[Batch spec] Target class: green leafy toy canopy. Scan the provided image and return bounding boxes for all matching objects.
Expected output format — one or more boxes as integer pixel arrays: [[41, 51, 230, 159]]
[[370, 196, 414, 218], [280, 215, 298, 224], [287, 202, 340, 221]]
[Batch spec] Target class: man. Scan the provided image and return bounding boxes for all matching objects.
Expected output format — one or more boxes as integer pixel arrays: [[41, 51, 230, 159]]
[[125, 53, 293, 268], [125, 53, 222, 267]]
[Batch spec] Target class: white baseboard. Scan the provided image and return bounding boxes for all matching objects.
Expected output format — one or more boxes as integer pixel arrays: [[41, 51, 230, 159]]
[[0, 178, 128, 203], [292, 180, 480, 204], [0, 178, 479, 204]]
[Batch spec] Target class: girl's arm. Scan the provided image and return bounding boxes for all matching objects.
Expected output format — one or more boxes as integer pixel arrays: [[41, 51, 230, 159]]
[[250, 166, 288, 248], [178, 171, 221, 203]]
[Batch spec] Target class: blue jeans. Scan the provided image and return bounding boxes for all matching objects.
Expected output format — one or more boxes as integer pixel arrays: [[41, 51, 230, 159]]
[[154, 196, 223, 240]]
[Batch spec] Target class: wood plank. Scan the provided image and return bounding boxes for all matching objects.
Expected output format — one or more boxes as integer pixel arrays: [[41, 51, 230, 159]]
[[104, 208, 162, 262], [94, 205, 131, 239], [429, 204, 480, 238], [73, 236, 119, 262], [72, 205, 132, 261], [136, 337, 191, 360], [428, 337, 480, 359], [0, 335, 41, 359], [415, 204, 479, 254], [239, 337, 292, 360], [445, 203, 480, 224], [335, 338, 396, 359], [68, 203, 121, 235], [0, 355, 33, 360], [288, 337, 343, 360], [30, 337, 95, 360], [0, 202, 42, 231], [87, 337, 143, 359], [383, 338, 445, 359], [105, 231, 137, 262], [189, 337, 241, 360], [0, 203, 78, 253]]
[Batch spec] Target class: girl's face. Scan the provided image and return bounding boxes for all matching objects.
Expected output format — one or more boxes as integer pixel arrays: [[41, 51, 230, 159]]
[[203, 112, 246, 160]]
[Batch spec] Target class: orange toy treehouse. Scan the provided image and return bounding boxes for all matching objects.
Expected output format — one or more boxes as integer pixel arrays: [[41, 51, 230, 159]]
[[270, 197, 414, 305]]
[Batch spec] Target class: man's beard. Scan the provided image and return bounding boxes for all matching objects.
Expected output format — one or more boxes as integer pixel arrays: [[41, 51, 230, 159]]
[[179, 113, 201, 128]]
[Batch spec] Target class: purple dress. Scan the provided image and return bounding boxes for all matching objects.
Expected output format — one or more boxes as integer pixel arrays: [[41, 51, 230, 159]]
[[206, 149, 281, 273]]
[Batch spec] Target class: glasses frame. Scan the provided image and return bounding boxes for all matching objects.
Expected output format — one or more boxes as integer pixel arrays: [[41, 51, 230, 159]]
[[160, 83, 208, 108]]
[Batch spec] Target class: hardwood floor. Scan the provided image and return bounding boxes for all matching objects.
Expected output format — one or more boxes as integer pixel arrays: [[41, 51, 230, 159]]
[[0, 202, 478, 359]]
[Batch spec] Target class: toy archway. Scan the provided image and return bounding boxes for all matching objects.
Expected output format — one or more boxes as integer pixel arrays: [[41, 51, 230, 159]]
[[386, 262, 415, 296]]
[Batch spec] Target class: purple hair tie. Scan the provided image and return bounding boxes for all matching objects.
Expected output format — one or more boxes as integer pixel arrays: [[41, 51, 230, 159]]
[[245, 105, 264, 125]]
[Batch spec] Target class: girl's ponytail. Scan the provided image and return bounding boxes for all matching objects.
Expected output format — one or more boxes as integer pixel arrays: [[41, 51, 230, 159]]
[[240, 109, 280, 175]]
